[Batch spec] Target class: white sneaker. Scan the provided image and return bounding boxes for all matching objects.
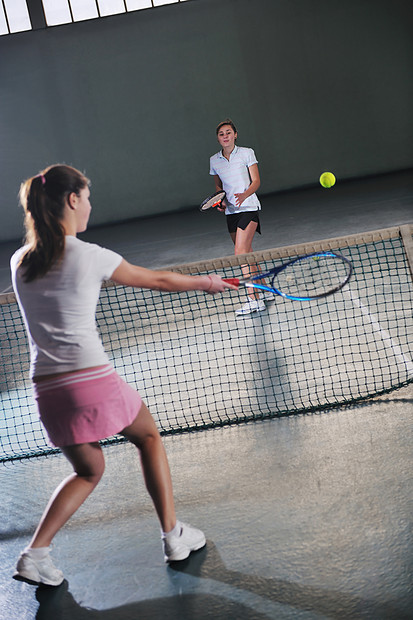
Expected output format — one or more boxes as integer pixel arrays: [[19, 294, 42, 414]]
[[162, 521, 206, 563], [235, 298, 266, 315], [13, 547, 64, 586], [259, 291, 275, 302]]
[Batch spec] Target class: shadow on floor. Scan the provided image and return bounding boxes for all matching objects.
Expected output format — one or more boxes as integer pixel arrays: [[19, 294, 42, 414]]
[[33, 542, 409, 620]]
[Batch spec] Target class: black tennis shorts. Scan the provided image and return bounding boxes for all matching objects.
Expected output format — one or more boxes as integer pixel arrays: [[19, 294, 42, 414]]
[[226, 211, 261, 235]]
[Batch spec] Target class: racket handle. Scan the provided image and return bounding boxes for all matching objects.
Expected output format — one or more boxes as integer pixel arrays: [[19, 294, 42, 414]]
[[223, 278, 240, 287]]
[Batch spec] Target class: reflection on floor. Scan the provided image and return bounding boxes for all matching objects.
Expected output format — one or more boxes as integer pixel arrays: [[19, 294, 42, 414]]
[[1, 386, 412, 619]]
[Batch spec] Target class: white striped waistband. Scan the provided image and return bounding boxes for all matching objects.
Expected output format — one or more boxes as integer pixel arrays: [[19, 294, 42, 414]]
[[33, 365, 115, 394]]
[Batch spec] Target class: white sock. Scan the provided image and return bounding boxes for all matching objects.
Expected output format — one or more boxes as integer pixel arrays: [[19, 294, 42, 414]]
[[24, 546, 50, 559], [162, 521, 181, 539]]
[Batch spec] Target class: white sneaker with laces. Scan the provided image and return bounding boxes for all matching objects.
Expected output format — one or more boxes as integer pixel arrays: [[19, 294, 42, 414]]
[[235, 298, 266, 315], [13, 547, 64, 586], [162, 521, 206, 563]]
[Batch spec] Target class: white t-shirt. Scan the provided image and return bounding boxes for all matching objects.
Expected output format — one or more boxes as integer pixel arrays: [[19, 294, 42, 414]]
[[10, 236, 123, 378], [209, 145, 261, 215]]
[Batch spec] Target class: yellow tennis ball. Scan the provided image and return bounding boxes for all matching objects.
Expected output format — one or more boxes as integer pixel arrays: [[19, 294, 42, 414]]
[[319, 172, 336, 188]]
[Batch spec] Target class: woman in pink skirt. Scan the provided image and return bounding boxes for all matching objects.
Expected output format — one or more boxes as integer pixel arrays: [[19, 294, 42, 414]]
[[10, 164, 234, 587]]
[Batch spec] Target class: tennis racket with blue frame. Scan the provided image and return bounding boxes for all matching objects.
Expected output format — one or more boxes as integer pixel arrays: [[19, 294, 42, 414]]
[[224, 251, 353, 301]]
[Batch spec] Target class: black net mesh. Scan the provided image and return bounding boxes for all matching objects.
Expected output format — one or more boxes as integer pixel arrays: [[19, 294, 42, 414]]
[[1, 226, 412, 461]]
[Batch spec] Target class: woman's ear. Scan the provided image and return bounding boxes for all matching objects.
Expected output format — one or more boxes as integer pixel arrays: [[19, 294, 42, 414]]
[[67, 192, 78, 209]]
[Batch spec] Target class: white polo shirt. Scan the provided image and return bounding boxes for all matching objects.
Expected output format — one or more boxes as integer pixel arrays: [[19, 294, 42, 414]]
[[209, 145, 261, 215], [10, 236, 123, 378]]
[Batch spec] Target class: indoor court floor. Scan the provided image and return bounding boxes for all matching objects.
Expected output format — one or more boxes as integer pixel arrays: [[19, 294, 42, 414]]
[[0, 170, 412, 619]]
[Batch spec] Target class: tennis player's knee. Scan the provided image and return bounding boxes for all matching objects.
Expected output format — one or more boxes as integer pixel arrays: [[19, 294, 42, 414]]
[[127, 427, 160, 451], [77, 458, 105, 482], [141, 430, 161, 449], [120, 402, 160, 448], [63, 443, 105, 482]]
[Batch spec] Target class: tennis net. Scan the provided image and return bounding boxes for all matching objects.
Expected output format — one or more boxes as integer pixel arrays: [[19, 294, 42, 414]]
[[1, 224, 412, 462]]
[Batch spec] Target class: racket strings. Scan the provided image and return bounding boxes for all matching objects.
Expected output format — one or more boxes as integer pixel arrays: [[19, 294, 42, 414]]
[[200, 191, 226, 211], [274, 256, 351, 298]]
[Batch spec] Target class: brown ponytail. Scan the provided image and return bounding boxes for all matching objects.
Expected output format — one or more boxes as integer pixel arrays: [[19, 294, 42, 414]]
[[18, 165, 89, 282]]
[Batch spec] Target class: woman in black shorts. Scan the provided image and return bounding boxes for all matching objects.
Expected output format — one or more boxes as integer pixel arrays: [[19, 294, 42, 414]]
[[209, 119, 273, 315]]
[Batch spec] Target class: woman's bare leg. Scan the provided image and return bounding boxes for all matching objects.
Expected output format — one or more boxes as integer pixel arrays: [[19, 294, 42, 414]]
[[120, 402, 176, 533], [28, 442, 105, 548], [233, 222, 260, 299]]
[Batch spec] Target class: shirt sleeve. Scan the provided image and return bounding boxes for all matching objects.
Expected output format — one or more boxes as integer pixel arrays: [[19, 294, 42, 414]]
[[245, 148, 258, 167], [89, 244, 123, 281], [209, 154, 217, 176]]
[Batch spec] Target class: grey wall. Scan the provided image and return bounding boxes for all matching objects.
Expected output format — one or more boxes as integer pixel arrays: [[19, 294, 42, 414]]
[[0, 0, 412, 242]]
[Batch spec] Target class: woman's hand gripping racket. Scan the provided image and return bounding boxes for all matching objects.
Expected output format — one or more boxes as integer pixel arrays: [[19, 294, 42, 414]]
[[199, 190, 226, 212], [224, 252, 353, 301]]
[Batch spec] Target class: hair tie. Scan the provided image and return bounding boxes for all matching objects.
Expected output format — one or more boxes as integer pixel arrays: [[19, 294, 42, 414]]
[[36, 174, 46, 186]]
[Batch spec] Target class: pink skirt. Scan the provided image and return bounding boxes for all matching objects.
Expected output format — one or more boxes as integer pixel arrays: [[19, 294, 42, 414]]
[[33, 366, 142, 447]]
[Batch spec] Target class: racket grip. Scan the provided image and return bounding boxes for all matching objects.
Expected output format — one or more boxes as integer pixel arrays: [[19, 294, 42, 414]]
[[223, 278, 240, 287]]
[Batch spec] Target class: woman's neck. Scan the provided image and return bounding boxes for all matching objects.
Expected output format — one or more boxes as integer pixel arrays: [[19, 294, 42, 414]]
[[222, 144, 235, 161]]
